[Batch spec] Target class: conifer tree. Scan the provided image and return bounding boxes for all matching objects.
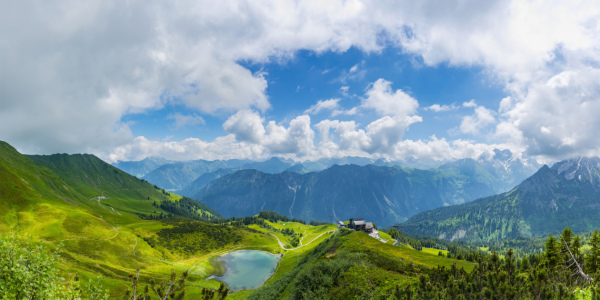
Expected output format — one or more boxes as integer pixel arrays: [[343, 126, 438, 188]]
[[505, 248, 516, 284], [572, 235, 583, 264], [587, 229, 600, 274], [560, 227, 573, 264], [520, 256, 530, 272], [545, 234, 560, 268], [216, 282, 229, 300]]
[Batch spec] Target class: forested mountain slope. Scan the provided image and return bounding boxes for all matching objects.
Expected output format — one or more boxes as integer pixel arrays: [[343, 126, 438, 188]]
[[197, 160, 535, 227], [403, 157, 600, 241]]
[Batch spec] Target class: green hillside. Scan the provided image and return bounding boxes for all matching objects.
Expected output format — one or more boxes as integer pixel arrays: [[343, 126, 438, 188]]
[[403, 159, 600, 242], [5, 140, 596, 299], [248, 229, 476, 299], [0, 142, 270, 297], [0, 140, 493, 299], [27, 153, 221, 220]]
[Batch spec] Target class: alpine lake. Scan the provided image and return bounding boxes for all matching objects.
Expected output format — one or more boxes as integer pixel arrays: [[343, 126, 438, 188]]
[[208, 250, 281, 291]]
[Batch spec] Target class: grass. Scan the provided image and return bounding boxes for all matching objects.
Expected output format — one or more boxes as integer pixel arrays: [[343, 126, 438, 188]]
[[421, 247, 449, 256], [0, 144, 288, 298], [4, 185, 468, 300], [245, 228, 477, 299], [0, 141, 484, 299], [240, 220, 338, 289], [340, 230, 476, 271], [330, 265, 417, 298]]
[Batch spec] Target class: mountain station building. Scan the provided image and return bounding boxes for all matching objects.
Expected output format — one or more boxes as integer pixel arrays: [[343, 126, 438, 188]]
[[346, 218, 375, 233]]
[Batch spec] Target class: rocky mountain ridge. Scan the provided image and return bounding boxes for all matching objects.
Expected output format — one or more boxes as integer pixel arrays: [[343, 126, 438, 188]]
[[402, 157, 600, 241], [196, 158, 538, 227]]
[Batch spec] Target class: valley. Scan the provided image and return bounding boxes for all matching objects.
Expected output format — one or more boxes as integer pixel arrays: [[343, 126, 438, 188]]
[[196, 161, 533, 228], [116, 150, 538, 228], [2, 140, 470, 299], [5, 2, 599, 298], [0, 141, 345, 298], [3, 138, 600, 299]]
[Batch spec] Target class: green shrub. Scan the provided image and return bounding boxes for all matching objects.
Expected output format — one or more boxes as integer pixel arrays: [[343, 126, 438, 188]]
[[0, 232, 71, 299], [0, 232, 109, 300]]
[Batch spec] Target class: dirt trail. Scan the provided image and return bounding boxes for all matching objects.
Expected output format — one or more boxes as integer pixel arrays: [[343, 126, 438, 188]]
[[299, 228, 307, 246], [133, 236, 138, 256], [271, 230, 335, 251], [270, 234, 287, 249]]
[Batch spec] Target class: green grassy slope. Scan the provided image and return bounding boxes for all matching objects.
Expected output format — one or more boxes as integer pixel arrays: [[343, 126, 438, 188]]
[[247, 229, 475, 299], [0, 141, 489, 299], [5, 141, 390, 299], [0, 142, 279, 297], [29, 152, 221, 217]]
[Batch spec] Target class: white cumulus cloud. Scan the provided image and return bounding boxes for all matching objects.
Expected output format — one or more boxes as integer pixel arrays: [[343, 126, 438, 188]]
[[362, 79, 419, 117], [223, 110, 316, 156], [222, 110, 266, 144], [2, 0, 599, 163], [497, 67, 600, 160], [460, 104, 496, 135], [425, 104, 459, 112], [304, 98, 341, 115]]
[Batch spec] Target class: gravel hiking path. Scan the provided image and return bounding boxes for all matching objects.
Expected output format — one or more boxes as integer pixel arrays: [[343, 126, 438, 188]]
[[270, 230, 335, 251], [299, 228, 308, 246]]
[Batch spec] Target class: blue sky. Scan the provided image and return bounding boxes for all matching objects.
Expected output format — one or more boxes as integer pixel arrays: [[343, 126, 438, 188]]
[[1, 1, 599, 164], [124, 47, 506, 153]]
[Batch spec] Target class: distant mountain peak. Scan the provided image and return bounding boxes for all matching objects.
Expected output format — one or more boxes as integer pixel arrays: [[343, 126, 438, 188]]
[[515, 164, 559, 193], [266, 157, 284, 162], [404, 156, 600, 241], [552, 157, 600, 182], [492, 148, 513, 161]]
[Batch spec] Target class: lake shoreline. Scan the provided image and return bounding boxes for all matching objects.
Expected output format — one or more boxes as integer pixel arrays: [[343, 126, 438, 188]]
[[206, 250, 282, 292], [208, 255, 227, 277]]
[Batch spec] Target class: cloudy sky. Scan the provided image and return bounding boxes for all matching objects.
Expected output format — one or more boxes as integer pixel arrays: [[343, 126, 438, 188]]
[[1, 0, 599, 164]]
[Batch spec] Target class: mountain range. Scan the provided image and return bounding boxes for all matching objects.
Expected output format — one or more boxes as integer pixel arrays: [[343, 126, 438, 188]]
[[195, 154, 539, 227], [112, 156, 386, 181], [1, 141, 594, 298], [114, 156, 395, 192], [111, 156, 174, 178], [402, 157, 600, 241], [113, 149, 539, 202], [0, 139, 483, 298]]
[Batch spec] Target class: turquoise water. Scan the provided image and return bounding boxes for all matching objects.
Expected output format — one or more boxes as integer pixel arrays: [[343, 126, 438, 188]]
[[210, 250, 281, 291]]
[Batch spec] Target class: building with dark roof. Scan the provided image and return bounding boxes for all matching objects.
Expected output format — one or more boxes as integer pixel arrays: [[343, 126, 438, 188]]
[[346, 218, 374, 233]]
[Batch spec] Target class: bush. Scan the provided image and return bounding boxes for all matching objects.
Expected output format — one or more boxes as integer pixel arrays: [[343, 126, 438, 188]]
[[0, 232, 108, 300], [0, 233, 66, 299]]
